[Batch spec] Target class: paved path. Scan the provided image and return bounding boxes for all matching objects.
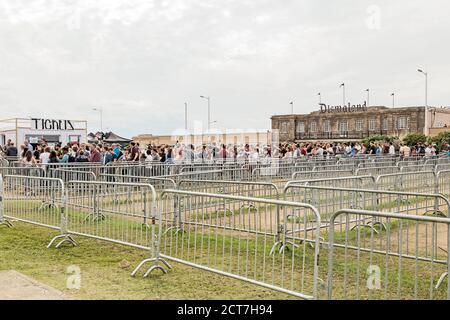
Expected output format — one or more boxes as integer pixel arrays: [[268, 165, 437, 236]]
[[0, 271, 70, 300]]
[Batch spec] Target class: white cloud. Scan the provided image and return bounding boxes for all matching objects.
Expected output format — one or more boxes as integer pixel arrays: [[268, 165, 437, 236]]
[[0, 0, 449, 137]]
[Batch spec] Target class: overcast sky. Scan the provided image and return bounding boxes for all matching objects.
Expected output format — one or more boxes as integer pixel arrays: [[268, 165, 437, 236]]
[[0, 0, 449, 137]]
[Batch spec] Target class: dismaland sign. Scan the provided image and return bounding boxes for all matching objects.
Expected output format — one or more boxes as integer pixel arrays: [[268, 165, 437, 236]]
[[320, 102, 368, 113], [31, 118, 75, 131]]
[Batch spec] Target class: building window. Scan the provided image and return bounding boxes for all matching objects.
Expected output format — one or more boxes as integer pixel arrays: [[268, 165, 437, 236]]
[[297, 122, 305, 133], [280, 122, 288, 133], [310, 122, 317, 133], [69, 135, 81, 143], [339, 121, 348, 133], [383, 118, 389, 131], [355, 119, 363, 132], [323, 120, 331, 133], [398, 117, 409, 129], [369, 118, 377, 131]]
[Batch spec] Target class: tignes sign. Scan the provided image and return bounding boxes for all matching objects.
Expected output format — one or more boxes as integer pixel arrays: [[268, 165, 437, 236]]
[[320, 102, 368, 113], [31, 118, 75, 131]]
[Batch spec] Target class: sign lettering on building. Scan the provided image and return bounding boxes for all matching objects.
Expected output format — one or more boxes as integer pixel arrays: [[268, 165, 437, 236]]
[[320, 102, 368, 114], [31, 118, 75, 131]]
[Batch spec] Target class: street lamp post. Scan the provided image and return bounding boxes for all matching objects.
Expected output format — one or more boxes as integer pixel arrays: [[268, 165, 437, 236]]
[[418, 69, 429, 136], [184, 102, 188, 131], [200, 95, 211, 132], [391, 93, 395, 108], [365, 89, 370, 107], [92, 107, 103, 132], [290, 101, 294, 114], [318, 93, 322, 104], [340, 83, 345, 106]]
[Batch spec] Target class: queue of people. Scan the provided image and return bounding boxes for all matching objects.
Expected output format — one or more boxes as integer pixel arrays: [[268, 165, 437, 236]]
[[1, 138, 449, 167]]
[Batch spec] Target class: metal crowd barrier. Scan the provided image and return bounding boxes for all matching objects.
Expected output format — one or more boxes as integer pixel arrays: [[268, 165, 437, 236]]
[[292, 170, 354, 181], [400, 164, 436, 173], [64, 180, 170, 275], [47, 168, 97, 183], [285, 176, 376, 189], [327, 209, 450, 300], [376, 171, 437, 193], [0, 176, 12, 228], [357, 161, 397, 169], [158, 189, 321, 299], [355, 166, 400, 177], [437, 170, 450, 197], [1, 176, 169, 275], [0, 166, 46, 177], [436, 164, 450, 173], [98, 173, 177, 192], [0, 157, 9, 167], [425, 157, 450, 166], [284, 184, 450, 222], [1, 175, 65, 233], [313, 164, 356, 172], [178, 179, 279, 199]]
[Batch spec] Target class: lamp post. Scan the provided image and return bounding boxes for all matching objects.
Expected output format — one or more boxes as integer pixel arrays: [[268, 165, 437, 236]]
[[318, 92, 322, 104], [391, 93, 395, 108], [418, 69, 429, 136], [290, 101, 294, 114], [92, 107, 103, 132], [184, 102, 188, 131], [365, 89, 370, 107], [200, 95, 211, 132], [339, 83, 345, 106]]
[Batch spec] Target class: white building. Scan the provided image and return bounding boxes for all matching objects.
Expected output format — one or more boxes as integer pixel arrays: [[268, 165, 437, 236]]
[[0, 118, 88, 147]]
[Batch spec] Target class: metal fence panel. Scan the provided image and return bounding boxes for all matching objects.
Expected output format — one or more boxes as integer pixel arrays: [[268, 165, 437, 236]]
[[437, 170, 450, 198], [327, 209, 450, 300], [159, 189, 321, 299], [355, 166, 400, 177], [0, 166, 46, 177], [292, 170, 354, 181], [285, 176, 376, 190], [400, 164, 436, 173], [376, 171, 437, 193], [2, 175, 64, 231]]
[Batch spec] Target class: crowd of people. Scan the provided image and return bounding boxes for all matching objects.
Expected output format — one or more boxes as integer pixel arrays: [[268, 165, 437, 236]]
[[1, 138, 449, 166]]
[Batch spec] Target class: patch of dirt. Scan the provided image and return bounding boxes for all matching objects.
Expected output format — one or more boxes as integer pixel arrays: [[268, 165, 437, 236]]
[[0, 270, 70, 300]]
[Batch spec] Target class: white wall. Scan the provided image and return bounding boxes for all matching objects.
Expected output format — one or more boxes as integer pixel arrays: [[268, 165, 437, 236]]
[[1, 128, 87, 146]]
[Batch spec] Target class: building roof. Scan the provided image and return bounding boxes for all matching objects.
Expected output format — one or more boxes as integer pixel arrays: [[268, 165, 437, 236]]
[[87, 131, 131, 144], [103, 132, 132, 143]]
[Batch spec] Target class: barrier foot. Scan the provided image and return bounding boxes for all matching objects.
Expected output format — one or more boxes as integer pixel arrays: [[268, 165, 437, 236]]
[[84, 213, 106, 222], [0, 219, 13, 228], [279, 239, 316, 254], [424, 210, 446, 218], [350, 223, 384, 235], [47, 235, 77, 249], [435, 272, 448, 290], [131, 258, 172, 277], [39, 202, 58, 211], [269, 241, 282, 256], [164, 226, 185, 235]]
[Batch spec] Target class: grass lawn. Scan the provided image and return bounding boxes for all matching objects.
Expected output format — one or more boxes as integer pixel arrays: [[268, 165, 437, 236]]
[[0, 222, 295, 300]]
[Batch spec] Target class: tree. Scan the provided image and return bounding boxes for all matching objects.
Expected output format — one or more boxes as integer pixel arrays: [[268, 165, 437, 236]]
[[428, 131, 450, 152], [403, 133, 427, 147], [362, 134, 398, 147]]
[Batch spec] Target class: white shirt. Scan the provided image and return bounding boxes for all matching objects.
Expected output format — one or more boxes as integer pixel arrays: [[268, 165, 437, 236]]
[[389, 145, 395, 155], [40, 152, 50, 164]]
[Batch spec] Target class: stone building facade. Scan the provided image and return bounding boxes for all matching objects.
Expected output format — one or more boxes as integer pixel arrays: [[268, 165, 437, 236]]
[[271, 106, 450, 142], [132, 131, 271, 147]]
